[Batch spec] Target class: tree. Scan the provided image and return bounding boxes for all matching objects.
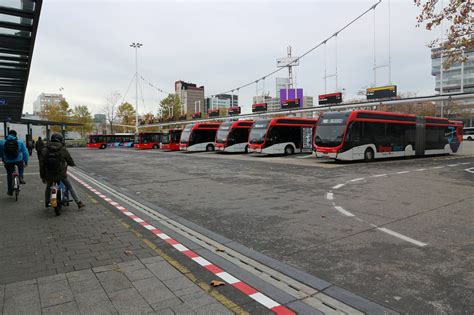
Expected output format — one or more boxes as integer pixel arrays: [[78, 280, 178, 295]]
[[39, 99, 72, 132], [377, 102, 437, 116], [414, 0, 473, 68], [103, 91, 121, 134], [117, 102, 136, 132], [159, 94, 182, 121], [141, 112, 155, 125], [71, 105, 93, 138]]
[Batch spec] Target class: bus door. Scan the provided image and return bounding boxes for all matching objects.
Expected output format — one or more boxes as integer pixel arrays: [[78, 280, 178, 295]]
[[415, 116, 425, 156], [301, 126, 313, 153]]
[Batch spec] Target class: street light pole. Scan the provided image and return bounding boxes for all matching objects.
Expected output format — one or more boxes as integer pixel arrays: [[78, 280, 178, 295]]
[[130, 42, 142, 133]]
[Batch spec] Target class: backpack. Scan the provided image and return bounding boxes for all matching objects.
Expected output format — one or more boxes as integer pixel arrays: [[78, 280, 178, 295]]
[[4, 139, 19, 160], [46, 150, 63, 173]]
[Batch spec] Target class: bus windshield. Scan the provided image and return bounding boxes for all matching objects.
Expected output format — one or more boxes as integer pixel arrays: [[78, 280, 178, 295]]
[[249, 120, 269, 144], [315, 113, 349, 147], [180, 125, 193, 142], [216, 122, 232, 143]]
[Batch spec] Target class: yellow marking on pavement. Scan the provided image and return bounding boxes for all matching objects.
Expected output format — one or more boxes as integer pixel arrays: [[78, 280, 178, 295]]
[[88, 196, 99, 204], [117, 220, 248, 315]]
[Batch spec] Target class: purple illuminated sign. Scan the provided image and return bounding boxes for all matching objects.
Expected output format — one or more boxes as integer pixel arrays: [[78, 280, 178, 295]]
[[280, 88, 303, 109]]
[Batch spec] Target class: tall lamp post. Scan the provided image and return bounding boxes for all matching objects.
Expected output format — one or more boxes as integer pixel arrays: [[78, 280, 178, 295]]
[[130, 42, 142, 133]]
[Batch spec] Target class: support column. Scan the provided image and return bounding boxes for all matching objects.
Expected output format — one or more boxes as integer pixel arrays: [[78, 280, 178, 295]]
[[2, 121, 6, 138], [46, 124, 50, 142], [61, 125, 66, 140]]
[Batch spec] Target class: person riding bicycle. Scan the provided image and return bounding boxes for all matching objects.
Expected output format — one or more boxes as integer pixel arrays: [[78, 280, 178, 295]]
[[0, 130, 28, 196], [40, 133, 85, 209]]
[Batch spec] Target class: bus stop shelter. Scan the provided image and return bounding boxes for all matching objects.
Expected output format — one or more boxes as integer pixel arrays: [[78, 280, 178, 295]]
[[3, 118, 82, 141]]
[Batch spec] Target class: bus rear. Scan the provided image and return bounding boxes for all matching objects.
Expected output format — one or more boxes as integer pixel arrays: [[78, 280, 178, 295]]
[[134, 132, 162, 149], [87, 135, 108, 149], [161, 129, 182, 151], [215, 120, 254, 153], [180, 123, 221, 152], [248, 117, 317, 155]]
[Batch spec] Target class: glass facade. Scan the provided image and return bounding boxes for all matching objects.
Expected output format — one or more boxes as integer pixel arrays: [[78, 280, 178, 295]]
[[432, 49, 474, 93]]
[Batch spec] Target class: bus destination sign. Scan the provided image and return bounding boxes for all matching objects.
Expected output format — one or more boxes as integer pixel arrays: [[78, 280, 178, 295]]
[[228, 106, 241, 116], [366, 85, 397, 100], [252, 103, 267, 113], [282, 98, 300, 109], [318, 92, 342, 105]]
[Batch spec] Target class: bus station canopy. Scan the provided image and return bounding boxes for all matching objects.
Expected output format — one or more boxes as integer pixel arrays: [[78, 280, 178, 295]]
[[19, 118, 82, 127], [0, 0, 42, 122]]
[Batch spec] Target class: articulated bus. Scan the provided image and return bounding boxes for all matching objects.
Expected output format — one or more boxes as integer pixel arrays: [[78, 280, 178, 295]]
[[215, 120, 255, 153], [179, 122, 221, 152], [134, 132, 162, 149], [314, 110, 463, 161], [248, 117, 318, 155], [87, 134, 135, 149], [161, 129, 182, 151]]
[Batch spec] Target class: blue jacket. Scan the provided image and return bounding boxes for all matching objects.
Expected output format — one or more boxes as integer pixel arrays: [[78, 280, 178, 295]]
[[0, 135, 29, 164]]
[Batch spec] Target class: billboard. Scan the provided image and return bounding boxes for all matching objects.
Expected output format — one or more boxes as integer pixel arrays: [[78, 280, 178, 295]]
[[228, 107, 241, 116], [366, 85, 397, 100], [192, 112, 201, 119], [280, 88, 303, 109], [252, 103, 267, 113], [318, 92, 342, 105], [208, 109, 220, 117], [276, 57, 299, 68]]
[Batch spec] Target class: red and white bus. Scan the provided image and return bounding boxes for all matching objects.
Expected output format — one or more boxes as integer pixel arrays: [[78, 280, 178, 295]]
[[215, 120, 254, 153], [314, 110, 464, 161], [87, 134, 135, 149], [161, 129, 182, 151], [179, 122, 221, 152], [134, 132, 162, 149], [248, 117, 318, 155]]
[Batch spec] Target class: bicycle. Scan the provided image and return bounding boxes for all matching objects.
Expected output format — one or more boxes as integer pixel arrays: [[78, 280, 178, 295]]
[[50, 181, 71, 216], [11, 165, 21, 201]]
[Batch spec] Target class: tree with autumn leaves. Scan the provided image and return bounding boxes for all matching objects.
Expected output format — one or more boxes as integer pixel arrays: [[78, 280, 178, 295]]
[[39, 99, 93, 137]]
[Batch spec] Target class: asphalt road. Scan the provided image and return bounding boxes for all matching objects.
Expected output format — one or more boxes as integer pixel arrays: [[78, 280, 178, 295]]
[[71, 143, 474, 314]]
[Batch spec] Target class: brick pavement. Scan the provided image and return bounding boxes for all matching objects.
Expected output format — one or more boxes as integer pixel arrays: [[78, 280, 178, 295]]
[[0, 161, 234, 314]]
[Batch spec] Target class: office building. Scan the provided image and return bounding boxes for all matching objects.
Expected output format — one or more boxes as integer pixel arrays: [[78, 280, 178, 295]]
[[32, 93, 64, 114], [205, 94, 238, 113], [431, 48, 474, 93], [175, 81, 205, 114]]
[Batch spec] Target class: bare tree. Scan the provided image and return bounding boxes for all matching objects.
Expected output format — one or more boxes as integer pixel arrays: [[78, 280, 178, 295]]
[[103, 91, 121, 134]]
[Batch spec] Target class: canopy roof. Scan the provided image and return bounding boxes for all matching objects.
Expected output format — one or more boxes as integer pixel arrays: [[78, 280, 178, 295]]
[[0, 0, 42, 122]]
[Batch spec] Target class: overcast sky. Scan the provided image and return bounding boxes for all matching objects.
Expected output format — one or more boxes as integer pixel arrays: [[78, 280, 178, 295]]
[[24, 0, 439, 115]]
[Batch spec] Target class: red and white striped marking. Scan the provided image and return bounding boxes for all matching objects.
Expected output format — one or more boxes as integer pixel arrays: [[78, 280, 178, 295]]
[[69, 173, 295, 315]]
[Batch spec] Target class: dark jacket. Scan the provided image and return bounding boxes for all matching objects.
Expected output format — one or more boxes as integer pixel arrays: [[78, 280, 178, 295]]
[[39, 142, 75, 181], [35, 138, 44, 154]]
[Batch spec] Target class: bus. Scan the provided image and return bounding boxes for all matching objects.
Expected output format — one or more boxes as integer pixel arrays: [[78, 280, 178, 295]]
[[248, 117, 318, 155], [463, 127, 474, 141], [161, 129, 182, 151], [134, 132, 162, 149], [314, 110, 464, 161], [215, 120, 254, 153], [87, 134, 135, 149], [180, 122, 221, 152]]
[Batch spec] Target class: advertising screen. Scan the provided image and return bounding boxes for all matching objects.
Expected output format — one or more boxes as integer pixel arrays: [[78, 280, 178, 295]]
[[280, 88, 303, 109], [366, 85, 397, 100], [318, 92, 342, 105]]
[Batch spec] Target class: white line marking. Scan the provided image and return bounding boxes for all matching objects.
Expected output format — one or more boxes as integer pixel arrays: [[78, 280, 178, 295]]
[[133, 218, 144, 223], [123, 211, 133, 216], [372, 174, 387, 177], [173, 244, 189, 252], [377, 227, 427, 247], [396, 171, 410, 174], [192, 256, 211, 266], [432, 166, 444, 169], [216, 271, 240, 284], [296, 155, 314, 159], [157, 233, 170, 240], [415, 168, 427, 172], [332, 184, 345, 189], [448, 164, 458, 167], [326, 193, 334, 200], [249, 293, 280, 309], [116, 206, 126, 211], [460, 162, 470, 165], [144, 225, 155, 230], [334, 206, 355, 217], [465, 167, 474, 174], [350, 177, 365, 182]]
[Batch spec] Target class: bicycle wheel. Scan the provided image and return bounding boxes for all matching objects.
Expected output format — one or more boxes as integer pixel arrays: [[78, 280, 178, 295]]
[[15, 189, 18, 201], [54, 190, 62, 216], [14, 177, 19, 201]]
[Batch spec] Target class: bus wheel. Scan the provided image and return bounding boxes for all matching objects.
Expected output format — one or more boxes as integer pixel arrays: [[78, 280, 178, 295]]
[[100, 144, 106, 149], [364, 148, 374, 162], [468, 136, 473, 141], [206, 144, 214, 152], [284, 145, 294, 155], [153, 144, 159, 149], [245, 145, 249, 153]]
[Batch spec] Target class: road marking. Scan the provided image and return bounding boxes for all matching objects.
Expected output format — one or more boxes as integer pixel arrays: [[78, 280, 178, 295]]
[[448, 164, 459, 167], [334, 206, 355, 217], [332, 184, 345, 189], [460, 162, 470, 165], [216, 271, 240, 284], [377, 227, 427, 247], [349, 177, 365, 182], [372, 174, 387, 177], [432, 166, 444, 169], [249, 292, 280, 309], [396, 171, 410, 174], [415, 168, 427, 172], [326, 192, 334, 200], [296, 155, 314, 159], [465, 167, 474, 174]]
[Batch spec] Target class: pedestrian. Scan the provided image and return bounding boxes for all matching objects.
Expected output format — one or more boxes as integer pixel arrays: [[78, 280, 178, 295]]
[[0, 130, 28, 196], [26, 138, 33, 156], [40, 133, 85, 209], [35, 136, 44, 160]]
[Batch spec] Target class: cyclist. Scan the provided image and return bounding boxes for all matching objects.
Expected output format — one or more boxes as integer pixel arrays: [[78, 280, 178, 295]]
[[40, 133, 85, 209], [0, 130, 28, 196]]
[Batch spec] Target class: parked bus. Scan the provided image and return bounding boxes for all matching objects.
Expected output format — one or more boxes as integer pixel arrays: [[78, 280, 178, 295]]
[[180, 122, 221, 152], [248, 117, 317, 155], [134, 132, 162, 149], [161, 129, 182, 151], [215, 120, 255, 153], [87, 134, 135, 149], [314, 110, 463, 161], [463, 127, 474, 141]]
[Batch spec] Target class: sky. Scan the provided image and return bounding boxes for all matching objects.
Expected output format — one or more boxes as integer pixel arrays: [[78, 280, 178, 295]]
[[24, 0, 440, 116]]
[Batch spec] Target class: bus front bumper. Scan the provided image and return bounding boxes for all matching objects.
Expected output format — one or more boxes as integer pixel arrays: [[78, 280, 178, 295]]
[[316, 151, 337, 159]]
